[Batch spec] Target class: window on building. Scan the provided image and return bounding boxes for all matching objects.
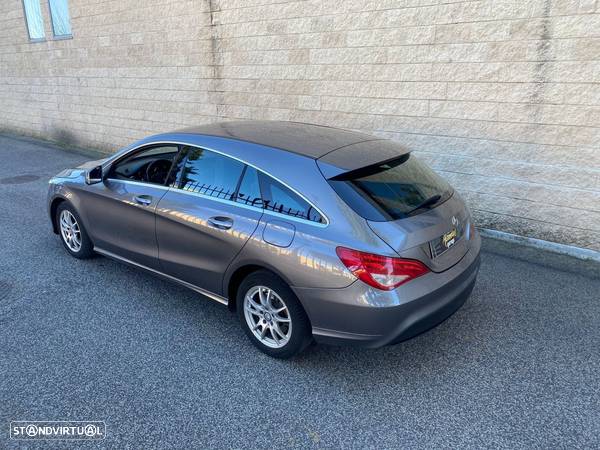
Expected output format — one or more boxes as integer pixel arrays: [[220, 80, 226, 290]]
[[22, 0, 45, 41], [48, 0, 72, 37]]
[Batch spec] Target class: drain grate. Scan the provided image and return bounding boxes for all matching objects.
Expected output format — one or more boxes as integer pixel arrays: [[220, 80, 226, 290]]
[[0, 174, 40, 185]]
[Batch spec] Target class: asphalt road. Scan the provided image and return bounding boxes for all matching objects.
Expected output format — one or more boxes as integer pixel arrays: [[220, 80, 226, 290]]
[[1, 134, 599, 449]]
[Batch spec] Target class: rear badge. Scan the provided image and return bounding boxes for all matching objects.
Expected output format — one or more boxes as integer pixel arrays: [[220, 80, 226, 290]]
[[443, 216, 460, 249], [442, 228, 458, 249]]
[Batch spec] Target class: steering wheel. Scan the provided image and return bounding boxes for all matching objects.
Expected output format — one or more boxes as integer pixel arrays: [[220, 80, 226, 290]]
[[145, 159, 172, 184]]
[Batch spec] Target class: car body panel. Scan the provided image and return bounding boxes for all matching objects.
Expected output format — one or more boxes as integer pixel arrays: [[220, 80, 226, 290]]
[[176, 120, 378, 158], [294, 231, 481, 347], [81, 179, 169, 270], [317, 139, 411, 177], [366, 193, 472, 273], [155, 188, 263, 295]]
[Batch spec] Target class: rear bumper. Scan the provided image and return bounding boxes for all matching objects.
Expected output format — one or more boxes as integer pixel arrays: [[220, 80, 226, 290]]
[[293, 233, 481, 348]]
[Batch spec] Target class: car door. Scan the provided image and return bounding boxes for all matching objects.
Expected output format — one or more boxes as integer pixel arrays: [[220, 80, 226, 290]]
[[155, 145, 264, 295], [83, 144, 183, 270]]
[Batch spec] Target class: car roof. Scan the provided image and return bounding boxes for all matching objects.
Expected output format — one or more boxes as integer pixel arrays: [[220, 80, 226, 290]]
[[175, 120, 380, 159]]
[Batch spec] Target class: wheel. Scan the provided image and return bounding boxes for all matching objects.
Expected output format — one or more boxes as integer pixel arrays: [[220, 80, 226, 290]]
[[56, 202, 95, 259], [237, 270, 312, 358]]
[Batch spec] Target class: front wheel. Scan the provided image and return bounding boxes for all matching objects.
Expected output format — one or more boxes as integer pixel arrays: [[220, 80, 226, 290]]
[[237, 271, 312, 359], [56, 202, 95, 259]]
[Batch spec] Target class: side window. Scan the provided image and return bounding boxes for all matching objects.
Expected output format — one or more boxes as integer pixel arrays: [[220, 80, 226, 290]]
[[23, 0, 45, 41], [109, 145, 179, 185], [177, 147, 245, 201], [259, 174, 325, 224], [48, 0, 72, 38], [235, 167, 263, 208]]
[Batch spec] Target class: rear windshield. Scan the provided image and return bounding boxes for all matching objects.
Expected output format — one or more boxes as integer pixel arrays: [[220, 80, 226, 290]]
[[328, 153, 453, 221]]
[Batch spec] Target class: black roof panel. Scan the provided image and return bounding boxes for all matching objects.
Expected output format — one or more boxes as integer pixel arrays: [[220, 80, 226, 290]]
[[176, 120, 379, 159]]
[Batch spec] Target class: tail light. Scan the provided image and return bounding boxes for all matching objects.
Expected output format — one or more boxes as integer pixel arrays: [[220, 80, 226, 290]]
[[336, 247, 430, 291]]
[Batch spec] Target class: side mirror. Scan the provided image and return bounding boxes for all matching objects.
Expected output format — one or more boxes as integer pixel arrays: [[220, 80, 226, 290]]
[[85, 165, 103, 185]]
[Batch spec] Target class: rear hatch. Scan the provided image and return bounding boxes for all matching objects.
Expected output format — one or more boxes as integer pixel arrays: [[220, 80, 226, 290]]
[[319, 140, 470, 273]]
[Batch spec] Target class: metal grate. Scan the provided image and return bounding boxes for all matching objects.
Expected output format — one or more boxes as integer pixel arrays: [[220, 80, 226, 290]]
[[182, 182, 324, 223]]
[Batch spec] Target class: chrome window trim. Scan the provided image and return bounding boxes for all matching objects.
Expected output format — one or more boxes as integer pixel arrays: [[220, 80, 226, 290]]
[[104, 140, 330, 227], [94, 247, 229, 306], [172, 186, 328, 228], [103, 178, 171, 192]]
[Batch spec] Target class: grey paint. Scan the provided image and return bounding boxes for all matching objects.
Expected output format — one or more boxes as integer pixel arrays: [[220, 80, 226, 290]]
[[47, 121, 481, 346], [262, 220, 295, 248], [155, 188, 263, 295], [82, 179, 169, 270]]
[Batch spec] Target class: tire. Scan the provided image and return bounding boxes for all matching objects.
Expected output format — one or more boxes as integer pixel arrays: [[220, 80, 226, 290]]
[[237, 270, 312, 359], [56, 202, 95, 259]]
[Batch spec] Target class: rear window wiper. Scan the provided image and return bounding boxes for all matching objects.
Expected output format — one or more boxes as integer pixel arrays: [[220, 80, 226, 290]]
[[406, 194, 441, 216]]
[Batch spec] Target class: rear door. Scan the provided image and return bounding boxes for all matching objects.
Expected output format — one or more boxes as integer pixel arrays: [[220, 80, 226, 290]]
[[155, 146, 263, 295]]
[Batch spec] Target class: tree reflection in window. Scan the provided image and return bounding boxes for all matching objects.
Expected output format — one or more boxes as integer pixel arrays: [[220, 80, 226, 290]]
[[180, 147, 244, 201]]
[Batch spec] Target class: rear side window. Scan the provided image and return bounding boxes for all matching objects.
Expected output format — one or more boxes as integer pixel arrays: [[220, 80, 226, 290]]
[[328, 153, 453, 221], [235, 166, 263, 208], [178, 147, 245, 201], [259, 173, 325, 224]]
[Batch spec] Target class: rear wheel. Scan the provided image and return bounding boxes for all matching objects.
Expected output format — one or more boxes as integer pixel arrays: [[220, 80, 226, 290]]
[[237, 271, 312, 358], [56, 202, 95, 259]]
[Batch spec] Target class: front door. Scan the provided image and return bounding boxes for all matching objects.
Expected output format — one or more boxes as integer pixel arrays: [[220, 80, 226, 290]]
[[83, 144, 181, 270]]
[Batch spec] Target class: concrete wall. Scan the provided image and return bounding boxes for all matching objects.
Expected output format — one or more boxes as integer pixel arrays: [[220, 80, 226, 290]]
[[1, 0, 599, 250], [0, 0, 217, 146]]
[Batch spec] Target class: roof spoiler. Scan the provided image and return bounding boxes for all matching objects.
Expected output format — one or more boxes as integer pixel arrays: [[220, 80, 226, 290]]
[[317, 139, 411, 179]]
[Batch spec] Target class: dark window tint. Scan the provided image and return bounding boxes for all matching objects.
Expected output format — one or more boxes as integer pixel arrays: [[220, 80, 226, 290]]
[[328, 153, 453, 221], [259, 174, 324, 224], [235, 166, 263, 208], [110, 145, 178, 185], [178, 147, 245, 201]]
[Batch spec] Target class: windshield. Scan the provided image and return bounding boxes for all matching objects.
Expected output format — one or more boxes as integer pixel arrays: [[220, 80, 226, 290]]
[[328, 153, 453, 221]]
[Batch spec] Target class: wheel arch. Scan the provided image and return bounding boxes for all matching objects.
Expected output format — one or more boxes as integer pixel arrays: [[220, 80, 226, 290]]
[[49, 196, 68, 234], [225, 262, 295, 312]]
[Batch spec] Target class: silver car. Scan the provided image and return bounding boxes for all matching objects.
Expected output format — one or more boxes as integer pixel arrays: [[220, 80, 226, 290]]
[[48, 121, 480, 358]]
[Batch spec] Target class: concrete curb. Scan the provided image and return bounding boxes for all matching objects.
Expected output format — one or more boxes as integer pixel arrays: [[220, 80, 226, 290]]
[[480, 228, 600, 263]]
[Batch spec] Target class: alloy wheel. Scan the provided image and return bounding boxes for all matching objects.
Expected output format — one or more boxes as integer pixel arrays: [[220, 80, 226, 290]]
[[59, 209, 82, 252], [243, 285, 292, 349]]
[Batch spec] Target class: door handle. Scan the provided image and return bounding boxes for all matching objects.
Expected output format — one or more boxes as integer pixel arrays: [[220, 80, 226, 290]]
[[208, 216, 233, 230], [134, 195, 152, 206]]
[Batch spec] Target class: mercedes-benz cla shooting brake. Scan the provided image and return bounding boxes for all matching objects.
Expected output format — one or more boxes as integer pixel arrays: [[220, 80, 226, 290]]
[[48, 121, 480, 358]]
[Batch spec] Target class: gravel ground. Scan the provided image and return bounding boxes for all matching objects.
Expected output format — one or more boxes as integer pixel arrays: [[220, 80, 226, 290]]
[[1, 134, 599, 449]]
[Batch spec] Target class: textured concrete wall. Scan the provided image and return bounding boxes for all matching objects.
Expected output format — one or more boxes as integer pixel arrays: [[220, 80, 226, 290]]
[[0, 0, 216, 148], [1, 0, 599, 250]]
